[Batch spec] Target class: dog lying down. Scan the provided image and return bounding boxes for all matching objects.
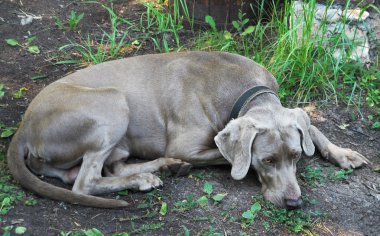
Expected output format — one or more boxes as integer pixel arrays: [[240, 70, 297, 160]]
[[7, 52, 369, 209]]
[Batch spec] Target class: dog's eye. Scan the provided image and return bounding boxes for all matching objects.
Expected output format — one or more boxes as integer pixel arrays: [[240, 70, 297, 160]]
[[263, 158, 275, 165]]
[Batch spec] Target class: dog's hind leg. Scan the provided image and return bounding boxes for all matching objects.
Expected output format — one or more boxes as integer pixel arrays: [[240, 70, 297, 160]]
[[26, 155, 80, 184], [72, 148, 163, 195], [104, 157, 192, 177]]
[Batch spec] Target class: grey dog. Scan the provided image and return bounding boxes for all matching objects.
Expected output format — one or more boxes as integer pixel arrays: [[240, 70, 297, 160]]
[[7, 52, 369, 209]]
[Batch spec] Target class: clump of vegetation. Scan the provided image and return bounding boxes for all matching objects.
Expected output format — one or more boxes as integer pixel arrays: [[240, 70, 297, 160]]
[[241, 195, 323, 234], [5, 36, 40, 54], [300, 165, 324, 187], [53, 10, 84, 31], [0, 151, 29, 217], [57, 2, 134, 65]]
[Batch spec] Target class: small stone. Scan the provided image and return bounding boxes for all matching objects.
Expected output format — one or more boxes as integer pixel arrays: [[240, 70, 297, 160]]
[[20, 15, 33, 25], [316, 8, 342, 23], [347, 9, 370, 21]]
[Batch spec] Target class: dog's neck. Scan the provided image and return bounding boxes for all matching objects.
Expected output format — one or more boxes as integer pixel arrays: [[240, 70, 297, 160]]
[[239, 92, 283, 117]]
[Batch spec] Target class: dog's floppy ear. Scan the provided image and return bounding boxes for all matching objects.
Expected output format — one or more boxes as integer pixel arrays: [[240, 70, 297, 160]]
[[214, 117, 259, 180], [293, 108, 315, 156]]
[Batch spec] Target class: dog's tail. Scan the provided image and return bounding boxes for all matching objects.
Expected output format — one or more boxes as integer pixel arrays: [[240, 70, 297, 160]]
[[7, 130, 129, 208]]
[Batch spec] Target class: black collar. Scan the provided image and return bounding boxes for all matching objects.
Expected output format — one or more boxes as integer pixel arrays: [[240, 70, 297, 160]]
[[229, 86, 279, 120]]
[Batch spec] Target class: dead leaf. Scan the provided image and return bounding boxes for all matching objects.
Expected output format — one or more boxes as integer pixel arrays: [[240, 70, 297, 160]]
[[303, 104, 326, 122]]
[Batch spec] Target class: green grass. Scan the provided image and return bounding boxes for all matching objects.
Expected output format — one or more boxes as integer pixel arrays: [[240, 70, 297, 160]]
[[0, 151, 27, 217], [245, 195, 323, 234], [194, 0, 379, 124], [57, 2, 134, 65]]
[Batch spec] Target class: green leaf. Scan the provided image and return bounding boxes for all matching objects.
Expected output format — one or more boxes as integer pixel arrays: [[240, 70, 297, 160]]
[[203, 181, 213, 196], [250, 202, 261, 213], [6, 38, 19, 46], [76, 13, 85, 23], [15, 226, 27, 234], [223, 31, 232, 40], [242, 26, 255, 36], [205, 15, 217, 32], [31, 75, 48, 80], [242, 210, 254, 220], [159, 202, 167, 216], [131, 40, 140, 46], [112, 233, 129, 236], [28, 46, 40, 54], [242, 18, 249, 25], [196, 196, 209, 206], [181, 225, 190, 236], [232, 21, 239, 30], [212, 193, 227, 202], [82, 228, 104, 236], [24, 198, 38, 206], [117, 190, 128, 196], [1, 128, 16, 138], [26, 36, 36, 44], [372, 121, 380, 129]]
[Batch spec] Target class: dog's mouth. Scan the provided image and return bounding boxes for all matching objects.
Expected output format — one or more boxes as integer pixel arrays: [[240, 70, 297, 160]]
[[261, 183, 303, 209]]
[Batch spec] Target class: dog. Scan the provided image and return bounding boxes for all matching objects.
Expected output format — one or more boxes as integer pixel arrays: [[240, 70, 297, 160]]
[[7, 52, 369, 209]]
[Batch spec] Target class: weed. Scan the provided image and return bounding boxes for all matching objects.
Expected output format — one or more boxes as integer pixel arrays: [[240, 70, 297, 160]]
[[241, 202, 261, 228], [0, 83, 5, 99], [31, 75, 48, 81], [231, 8, 255, 37], [159, 201, 168, 216], [202, 226, 223, 236], [13, 87, 28, 99], [329, 168, 353, 181], [24, 198, 38, 206], [130, 222, 163, 234], [139, 1, 183, 52], [2, 225, 27, 235], [181, 225, 190, 236], [262, 203, 322, 233], [300, 165, 324, 187], [172, 194, 197, 212], [137, 189, 161, 209], [0, 124, 17, 138], [53, 10, 84, 31], [197, 181, 227, 207], [5, 37, 40, 55], [68, 10, 84, 31], [118, 210, 158, 222], [58, 2, 134, 65], [242, 195, 322, 233], [0, 151, 26, 215]]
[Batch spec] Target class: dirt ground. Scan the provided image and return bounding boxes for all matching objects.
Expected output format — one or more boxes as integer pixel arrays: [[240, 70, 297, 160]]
[[0, 0, 379, 235]]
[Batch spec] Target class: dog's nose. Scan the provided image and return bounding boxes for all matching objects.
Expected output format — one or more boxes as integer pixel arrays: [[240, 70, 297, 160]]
[[285, 197, 302, 210]]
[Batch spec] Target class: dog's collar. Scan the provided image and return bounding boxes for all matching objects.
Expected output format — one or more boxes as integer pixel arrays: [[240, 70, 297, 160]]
[[229, 86, 279, 120]]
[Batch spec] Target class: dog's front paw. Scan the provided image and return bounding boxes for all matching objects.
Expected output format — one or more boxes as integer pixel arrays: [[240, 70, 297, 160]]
[[327, 144, 370, 169], [135, 173, 163, 191], [159, 158, 192, 177]]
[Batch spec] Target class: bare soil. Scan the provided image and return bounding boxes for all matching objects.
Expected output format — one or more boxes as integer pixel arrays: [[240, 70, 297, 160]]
[[0, 1, 379, 235]]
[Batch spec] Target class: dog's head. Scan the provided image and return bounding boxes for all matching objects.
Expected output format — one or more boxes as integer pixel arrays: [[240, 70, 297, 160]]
[[214, 108, 314, 209]]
